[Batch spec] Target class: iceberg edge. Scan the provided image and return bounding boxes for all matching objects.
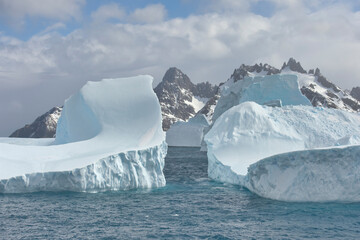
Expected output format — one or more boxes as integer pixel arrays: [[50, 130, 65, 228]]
[[0, 141, 167, 193]]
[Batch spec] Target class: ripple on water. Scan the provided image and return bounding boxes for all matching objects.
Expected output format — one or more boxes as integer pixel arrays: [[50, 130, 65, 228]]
[[1, 147, 360, 239]]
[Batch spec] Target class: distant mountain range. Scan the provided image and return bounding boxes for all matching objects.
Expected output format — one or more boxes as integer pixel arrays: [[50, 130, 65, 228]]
[[9, 58, 360, 138]]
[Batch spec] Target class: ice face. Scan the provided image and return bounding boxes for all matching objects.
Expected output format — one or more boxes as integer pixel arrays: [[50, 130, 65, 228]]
[[212, 74, 311, 122], [246, 146, 360, 202], [166, 114, 210, 147], [0, 75, 167, 193], [206, 102, 360, 202]]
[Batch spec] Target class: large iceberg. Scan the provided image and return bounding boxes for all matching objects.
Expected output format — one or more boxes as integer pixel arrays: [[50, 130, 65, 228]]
[[166, 114, 209, 147], [0, 76, 167, 193], [206, 101, 360, 202]]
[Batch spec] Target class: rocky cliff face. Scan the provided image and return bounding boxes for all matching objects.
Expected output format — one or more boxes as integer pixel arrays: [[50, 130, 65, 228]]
[[154, 67, 218, 130]]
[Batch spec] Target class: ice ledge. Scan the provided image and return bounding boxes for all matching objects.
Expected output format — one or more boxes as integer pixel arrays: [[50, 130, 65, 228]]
[[0, 142, 167, 193]]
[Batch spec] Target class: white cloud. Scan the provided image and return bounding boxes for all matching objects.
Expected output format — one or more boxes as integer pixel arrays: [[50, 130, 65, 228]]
[[0, 0, 85, 28], [91, 3, 126, 23], [1, 1, 360, 136], [202, 0, 252, 13], [129, 4, 167, 24]]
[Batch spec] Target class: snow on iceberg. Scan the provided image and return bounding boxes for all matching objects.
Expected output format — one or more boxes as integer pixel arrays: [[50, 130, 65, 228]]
[[166, 114, 209, 147], [0, 75, 167, 193], [205, 101, 360, 202]]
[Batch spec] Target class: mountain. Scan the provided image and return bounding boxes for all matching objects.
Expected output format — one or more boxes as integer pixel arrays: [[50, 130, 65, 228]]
[[154, 67, 218, 130], [9, 68, 218, 137], [351, 87, 360, 101], [9, 107, 62, 138]]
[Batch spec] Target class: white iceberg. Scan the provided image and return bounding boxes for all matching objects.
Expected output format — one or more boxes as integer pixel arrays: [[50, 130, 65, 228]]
[[206, 101, 360, 202], [166, 114, 209, 147], [0, 75, 167, 193]]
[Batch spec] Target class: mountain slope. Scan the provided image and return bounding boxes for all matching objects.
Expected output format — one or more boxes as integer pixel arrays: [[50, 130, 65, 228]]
[[9, 107, 62, 138]]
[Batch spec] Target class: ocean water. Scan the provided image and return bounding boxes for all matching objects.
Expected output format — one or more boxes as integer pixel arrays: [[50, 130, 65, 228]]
[[1, 147, 360, 239]]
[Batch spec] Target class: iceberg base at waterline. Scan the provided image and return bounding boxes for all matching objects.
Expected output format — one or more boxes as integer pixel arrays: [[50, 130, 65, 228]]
[[206, 101, 360, 202], [0, 75, 167, 193]]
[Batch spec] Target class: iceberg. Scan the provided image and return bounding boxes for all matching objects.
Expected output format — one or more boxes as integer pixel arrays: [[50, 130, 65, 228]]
[[0, 75, 167, 193], [212, 74, 311, 122], [206, 102, 360, 202], [166, 114, 209, 147]]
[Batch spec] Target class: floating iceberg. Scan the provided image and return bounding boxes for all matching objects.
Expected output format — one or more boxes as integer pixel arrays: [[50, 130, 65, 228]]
[[206, 102, 360, 202], [166, 114, 209, 147], [0, 76, 167, 193]]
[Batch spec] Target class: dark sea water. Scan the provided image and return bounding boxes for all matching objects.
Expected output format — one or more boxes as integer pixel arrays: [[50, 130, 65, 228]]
[[1, 147, 360, 239]]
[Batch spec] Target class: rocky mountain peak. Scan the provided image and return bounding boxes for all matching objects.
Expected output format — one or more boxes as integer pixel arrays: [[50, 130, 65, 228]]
[[161, 67, 194, 91], [154, 67, 218, 130], [281, 58, 307, 74], [231, 63, 280, 82]]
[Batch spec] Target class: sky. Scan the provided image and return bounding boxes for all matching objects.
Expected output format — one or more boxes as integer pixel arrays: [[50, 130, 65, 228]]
[[0, 0, 360, 136]]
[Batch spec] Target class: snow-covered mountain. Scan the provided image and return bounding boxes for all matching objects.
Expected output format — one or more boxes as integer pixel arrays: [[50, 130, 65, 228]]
[[9, 68, 218, 137], [154, 67, 218, 130], [9, 107, 62, 138]]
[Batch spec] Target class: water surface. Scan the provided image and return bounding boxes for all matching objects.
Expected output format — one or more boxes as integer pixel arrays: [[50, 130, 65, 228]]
[[1, 147, 360, 239]]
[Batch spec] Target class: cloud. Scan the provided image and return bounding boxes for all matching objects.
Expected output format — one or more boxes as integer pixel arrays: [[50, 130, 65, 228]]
[[91, 3, 126, 23], [0, 0, 85, 28], [129, 4, 167, 24], [202, 0, 252, 13], [0, 1, 360, 135]]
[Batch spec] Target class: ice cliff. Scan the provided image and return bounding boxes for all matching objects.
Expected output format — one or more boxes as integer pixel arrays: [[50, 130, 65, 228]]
[[0, 75, 167, 193]]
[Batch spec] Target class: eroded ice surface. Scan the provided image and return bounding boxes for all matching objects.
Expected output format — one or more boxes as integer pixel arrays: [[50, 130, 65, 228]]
[[206, 102, 360, 202], [0, 75, 167, 193]]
